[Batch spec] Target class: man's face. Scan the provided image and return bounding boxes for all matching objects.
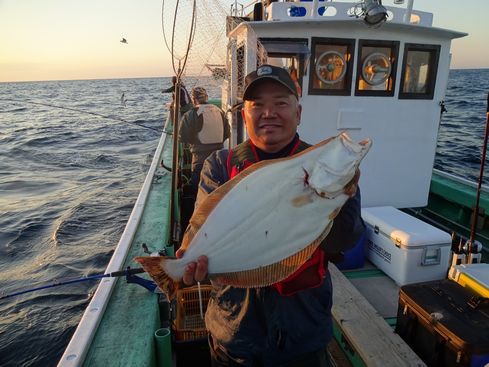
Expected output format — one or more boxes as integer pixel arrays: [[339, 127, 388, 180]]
[[242, 80, 301, 153]]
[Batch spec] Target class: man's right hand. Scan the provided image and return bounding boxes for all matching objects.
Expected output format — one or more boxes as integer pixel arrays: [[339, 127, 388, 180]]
[[176, 248, 209, 285]]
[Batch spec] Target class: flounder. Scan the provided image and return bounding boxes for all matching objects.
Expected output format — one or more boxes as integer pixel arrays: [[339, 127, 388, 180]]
[[136, 133, 371, 297]]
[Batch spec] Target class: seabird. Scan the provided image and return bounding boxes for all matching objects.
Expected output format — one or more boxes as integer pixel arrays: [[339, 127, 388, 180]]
[[120, 38, 128, 44]]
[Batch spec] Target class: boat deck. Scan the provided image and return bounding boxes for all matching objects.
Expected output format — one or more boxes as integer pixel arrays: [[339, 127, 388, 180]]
[[344, 262, 400, 320], [331, 263, 426, 367], [81, 138, 174, 367]]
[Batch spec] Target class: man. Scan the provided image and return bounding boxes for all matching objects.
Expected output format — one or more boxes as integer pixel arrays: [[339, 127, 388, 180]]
[[162, 76, 192, 126], [178, 65, 364, 366], [179, 86, 230, 195]]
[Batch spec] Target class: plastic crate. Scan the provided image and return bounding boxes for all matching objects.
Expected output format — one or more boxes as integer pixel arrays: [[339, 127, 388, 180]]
[[173, 284, 212, 341]]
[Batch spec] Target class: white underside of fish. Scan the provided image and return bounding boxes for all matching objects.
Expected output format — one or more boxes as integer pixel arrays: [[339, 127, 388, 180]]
[[136, 133, 371, 292]]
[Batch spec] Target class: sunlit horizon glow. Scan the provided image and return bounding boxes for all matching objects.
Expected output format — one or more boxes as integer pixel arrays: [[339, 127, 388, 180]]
[[1, 0, 488, 83]]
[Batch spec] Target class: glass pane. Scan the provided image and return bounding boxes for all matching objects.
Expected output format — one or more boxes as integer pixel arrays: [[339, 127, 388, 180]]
[[358, 46, 393, 91], [402, 50, 431, 93], [312, 44, 350, 90], [266, 56, 303, 97]]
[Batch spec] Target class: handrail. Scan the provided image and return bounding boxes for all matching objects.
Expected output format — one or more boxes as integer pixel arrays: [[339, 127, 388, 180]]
[[57, 130, 168, 367]]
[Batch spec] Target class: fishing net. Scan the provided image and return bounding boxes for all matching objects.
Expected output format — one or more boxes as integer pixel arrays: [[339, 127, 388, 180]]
[[161, 0, 268, 102]]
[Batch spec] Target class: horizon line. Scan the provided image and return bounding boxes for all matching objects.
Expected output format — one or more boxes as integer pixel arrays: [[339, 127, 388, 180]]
[[1, 67, 488, 84]]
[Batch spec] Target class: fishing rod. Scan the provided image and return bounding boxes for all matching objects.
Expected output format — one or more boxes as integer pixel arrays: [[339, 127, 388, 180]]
[[0, 267, 145, 301], [0, 98, 163, 133], [468, 92, 489, 256], [168, 0, 197, 245]]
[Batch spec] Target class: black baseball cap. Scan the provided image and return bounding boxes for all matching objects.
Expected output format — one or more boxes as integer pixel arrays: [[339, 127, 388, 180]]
[[243, 64, 299, 100]]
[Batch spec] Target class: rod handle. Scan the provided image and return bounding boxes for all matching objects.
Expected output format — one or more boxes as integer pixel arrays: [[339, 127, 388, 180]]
[[109, 267, 145, 277]]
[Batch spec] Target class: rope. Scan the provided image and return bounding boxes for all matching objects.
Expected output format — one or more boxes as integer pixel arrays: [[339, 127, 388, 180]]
[[197, 281, 204, 320], [0, 98, 163, 133], [179, 0, 197, 77], [161, 0, 173, 56]]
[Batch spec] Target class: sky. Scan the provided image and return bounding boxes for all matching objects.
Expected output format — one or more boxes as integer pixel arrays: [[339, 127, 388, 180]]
[[0, 0, 488, 83]]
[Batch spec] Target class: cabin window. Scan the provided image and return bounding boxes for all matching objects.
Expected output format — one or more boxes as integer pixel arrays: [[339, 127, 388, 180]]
[[399, 43, 440, 100], [355, 40, 399, 96], [309, 37, 355, 96], [260, 38, 309, 97]]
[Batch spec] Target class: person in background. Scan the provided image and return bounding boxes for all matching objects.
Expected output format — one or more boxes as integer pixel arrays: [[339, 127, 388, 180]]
[[177, 65, 365, 367], [179, 86, 230, 196], [162, 76, 192, 126]]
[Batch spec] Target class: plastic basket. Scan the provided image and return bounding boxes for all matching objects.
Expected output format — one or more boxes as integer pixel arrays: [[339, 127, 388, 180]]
[[173, 284, 212, 341]]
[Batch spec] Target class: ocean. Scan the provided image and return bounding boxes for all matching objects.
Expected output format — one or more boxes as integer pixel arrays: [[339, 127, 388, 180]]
[[0, 69, 488, 366]]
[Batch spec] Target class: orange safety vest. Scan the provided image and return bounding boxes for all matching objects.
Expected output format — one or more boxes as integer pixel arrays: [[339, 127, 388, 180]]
[[226, 139, 327, 296]]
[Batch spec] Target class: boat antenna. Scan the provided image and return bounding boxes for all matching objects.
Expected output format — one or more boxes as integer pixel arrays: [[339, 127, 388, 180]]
[[468, 92, 489, 255]]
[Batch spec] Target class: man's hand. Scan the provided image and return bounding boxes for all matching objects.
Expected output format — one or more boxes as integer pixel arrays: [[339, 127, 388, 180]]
[[344, 169, 360, 197], [176, 248, 209, 285]]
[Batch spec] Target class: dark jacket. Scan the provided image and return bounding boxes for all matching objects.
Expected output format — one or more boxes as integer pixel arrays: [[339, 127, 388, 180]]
[[195, 138, 365, 365], [179, 104, 230, 154], [161, 84, 191, 108]]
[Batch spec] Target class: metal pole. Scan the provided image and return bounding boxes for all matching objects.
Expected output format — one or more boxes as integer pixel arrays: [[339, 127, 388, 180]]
[[469, 92, 489, 251], [311, 0, 319, 18], [169, 78, 182, 245], [403, 0, 414, 23]]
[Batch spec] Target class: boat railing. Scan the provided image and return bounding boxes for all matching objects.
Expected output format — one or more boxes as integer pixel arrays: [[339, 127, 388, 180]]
[[433, 168, 489, 193], [264, 1, 433, 26], [58, 129, 170, 367]]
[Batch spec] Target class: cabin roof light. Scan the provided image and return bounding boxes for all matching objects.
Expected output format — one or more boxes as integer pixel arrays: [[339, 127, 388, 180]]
[[363, 0, 387, 26]]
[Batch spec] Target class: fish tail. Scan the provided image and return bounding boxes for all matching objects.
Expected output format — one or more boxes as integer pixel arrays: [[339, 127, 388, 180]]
[[134, 256, 179, 299]]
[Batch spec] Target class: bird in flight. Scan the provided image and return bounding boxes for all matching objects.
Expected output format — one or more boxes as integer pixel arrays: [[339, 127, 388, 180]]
[[121, 92, 127, 106], [120, 38, 128, 44]]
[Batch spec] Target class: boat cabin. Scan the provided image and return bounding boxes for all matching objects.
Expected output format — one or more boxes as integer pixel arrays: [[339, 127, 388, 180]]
[[223, 0, 466, 209]]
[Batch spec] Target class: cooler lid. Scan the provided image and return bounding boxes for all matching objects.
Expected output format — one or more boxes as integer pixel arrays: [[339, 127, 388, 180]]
[[451, 263, 489, 288], [362, 206, 452, 249]]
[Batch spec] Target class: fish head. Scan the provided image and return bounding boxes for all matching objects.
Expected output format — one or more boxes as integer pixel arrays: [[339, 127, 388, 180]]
[[308, 133, 371, 198]]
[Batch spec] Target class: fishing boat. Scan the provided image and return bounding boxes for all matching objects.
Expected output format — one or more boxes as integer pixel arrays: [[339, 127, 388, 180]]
[[58, 1, 489, 366]]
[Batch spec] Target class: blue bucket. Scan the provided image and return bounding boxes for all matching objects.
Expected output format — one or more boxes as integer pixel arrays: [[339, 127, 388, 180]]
[[336, 233, 366, 270]]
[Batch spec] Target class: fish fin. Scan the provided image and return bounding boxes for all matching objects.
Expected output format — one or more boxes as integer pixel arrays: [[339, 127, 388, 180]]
[[211, 241, 319, 287], [180, 137, 336, 251], [211, 220, 334, 288], [134, 256, 179, 299]]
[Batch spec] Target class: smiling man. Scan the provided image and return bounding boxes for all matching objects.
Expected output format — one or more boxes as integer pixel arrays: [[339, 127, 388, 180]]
[[240, 65, 302, 153], [177, 64, 365, 367]]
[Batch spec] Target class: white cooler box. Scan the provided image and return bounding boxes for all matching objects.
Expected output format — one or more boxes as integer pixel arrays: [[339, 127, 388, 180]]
[[362, 206, 452, 286]]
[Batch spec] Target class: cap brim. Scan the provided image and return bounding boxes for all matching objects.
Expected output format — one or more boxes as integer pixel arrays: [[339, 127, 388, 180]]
[[243, 76, 298, 100]]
